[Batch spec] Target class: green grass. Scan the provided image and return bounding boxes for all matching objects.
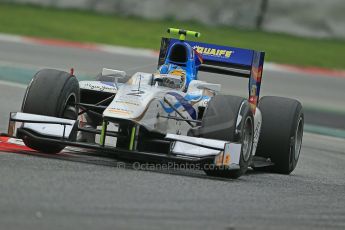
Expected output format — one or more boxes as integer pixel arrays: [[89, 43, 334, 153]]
[[0, 3, 344, 69]]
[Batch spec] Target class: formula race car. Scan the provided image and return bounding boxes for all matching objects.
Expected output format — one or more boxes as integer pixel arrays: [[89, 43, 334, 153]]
[[6, 28, 304, 178]]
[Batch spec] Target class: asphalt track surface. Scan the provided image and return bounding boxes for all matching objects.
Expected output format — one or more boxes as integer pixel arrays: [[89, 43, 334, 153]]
[[0, 40, 344, 230]]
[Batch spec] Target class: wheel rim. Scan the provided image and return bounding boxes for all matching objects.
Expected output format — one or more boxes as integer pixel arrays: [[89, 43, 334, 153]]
[[62, 94, 78, 120], [242, 116, 254, 162], [293, 116, 304, 161]]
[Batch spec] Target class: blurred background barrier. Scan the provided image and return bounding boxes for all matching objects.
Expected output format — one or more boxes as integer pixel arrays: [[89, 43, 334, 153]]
[[1, 0, 345, 39], [262, 0, 345, 39]]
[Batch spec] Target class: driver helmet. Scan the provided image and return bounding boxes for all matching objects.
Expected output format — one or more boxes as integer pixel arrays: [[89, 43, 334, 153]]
[[156, 64, 186, 90]]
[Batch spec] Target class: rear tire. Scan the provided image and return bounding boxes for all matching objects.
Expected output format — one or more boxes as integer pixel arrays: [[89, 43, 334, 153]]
[[193, 95, 254, 179], [255, 96, 304, 174], [21, 69, 80, 153]]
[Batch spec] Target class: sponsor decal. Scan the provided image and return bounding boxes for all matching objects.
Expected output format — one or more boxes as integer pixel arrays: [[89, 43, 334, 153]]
[[159, 93, 209, 119], [254, 121, 261, 141], [214, 144, 232, 166], [101, 81, 116, 86], [223, 155, 231, 165], [251, 66, 263, 82], [193, 45, 233, 59], [223, 143, 231, 165], [84, 83, 116, 92], [215, 152, 224, 166], [114, 100, 140, 106], [249, 85, 258, 112], [160, 92, 197, 119], [106, 108, 131, 115]]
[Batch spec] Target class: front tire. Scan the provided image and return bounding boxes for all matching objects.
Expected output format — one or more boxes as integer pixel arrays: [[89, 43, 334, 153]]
[[192, 95, 254, 179], [21, 69, 80, 153]]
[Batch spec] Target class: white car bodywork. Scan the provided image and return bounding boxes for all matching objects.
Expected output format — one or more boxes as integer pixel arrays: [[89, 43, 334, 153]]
[[84, 69, 218, 136], [8, 68, 262, 168], [79, 68, 263, 162]]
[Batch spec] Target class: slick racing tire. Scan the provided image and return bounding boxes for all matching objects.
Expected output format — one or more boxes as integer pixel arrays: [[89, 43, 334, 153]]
[[21, 69, 80, 153], [193, 95, 254, 179], [254, 96, 304, 174]]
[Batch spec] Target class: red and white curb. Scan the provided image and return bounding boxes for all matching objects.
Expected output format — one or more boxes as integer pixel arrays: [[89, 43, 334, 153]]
[[0, 136, 33, 152], [264, 63, 345, 78], [1, 33, 345, 78], [0, 33, 158, 58], [0, 136, 86, 156]]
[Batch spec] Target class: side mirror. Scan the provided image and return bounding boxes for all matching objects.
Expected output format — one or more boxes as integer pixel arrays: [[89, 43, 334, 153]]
[[101, 68, 126, 81], [100, 68, 127, 89], [196, 83, 221, 93]]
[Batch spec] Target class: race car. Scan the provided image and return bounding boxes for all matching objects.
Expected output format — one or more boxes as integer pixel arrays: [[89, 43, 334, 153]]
[[6, 28, 304, 178]]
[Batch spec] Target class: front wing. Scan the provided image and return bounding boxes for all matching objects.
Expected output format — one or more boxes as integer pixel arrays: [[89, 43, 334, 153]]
[[6, 112, 268, 169]]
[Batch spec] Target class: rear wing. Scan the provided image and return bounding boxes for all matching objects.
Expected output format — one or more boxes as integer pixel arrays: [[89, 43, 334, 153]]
[[158, 37, 265, 113]]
